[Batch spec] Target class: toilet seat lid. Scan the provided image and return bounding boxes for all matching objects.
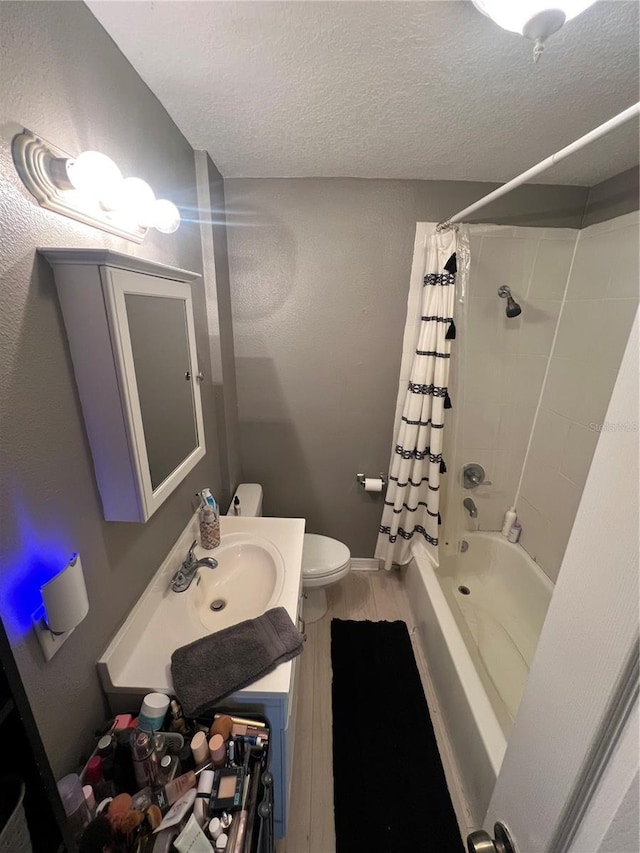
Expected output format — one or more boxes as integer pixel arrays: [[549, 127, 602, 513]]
[[302, 534, 351, 578]]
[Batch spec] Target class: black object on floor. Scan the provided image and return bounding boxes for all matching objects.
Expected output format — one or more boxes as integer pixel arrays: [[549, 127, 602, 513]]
[[331, 619, 464, 853]]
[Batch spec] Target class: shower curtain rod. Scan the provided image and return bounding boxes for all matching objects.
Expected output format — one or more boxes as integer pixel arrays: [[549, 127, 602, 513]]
[[439, 101, 640, 228]]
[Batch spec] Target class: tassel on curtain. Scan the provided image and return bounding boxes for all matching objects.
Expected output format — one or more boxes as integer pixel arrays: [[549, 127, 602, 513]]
[[376, 228, 459, 570]]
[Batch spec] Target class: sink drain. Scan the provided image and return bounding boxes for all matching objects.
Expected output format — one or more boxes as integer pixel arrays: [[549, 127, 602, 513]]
[[458, 585, 471, 596], [210, 599, 226, 612]]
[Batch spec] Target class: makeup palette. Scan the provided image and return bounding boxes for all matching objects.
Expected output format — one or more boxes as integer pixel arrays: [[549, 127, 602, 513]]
[[209, 767, 245, 813]]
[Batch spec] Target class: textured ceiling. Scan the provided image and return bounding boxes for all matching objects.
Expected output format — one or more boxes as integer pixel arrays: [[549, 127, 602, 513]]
[[87, 1, 639, 185]]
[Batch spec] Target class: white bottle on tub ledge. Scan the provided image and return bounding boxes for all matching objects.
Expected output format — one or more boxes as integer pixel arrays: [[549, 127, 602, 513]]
[[501, 506, 517, 537]]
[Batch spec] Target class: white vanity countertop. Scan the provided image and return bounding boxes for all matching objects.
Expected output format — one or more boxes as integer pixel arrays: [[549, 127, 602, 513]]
[[97, 515, 305, 701]]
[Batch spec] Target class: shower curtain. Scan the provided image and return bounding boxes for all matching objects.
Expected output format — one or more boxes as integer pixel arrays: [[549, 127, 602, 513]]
[[376, 226, 467, 570]]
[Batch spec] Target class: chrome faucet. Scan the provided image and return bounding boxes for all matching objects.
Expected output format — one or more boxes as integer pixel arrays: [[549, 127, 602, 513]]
[[463, 498, 478, 519], [171, 540, 218, 592]]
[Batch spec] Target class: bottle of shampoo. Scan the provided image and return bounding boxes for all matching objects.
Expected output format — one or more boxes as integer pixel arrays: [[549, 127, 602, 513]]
[[501, 506, 517, 537], [199, 489, 220, 549]]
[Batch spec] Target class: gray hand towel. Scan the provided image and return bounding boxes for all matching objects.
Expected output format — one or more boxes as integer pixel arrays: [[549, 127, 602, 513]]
[[171, 607, 304, 717]]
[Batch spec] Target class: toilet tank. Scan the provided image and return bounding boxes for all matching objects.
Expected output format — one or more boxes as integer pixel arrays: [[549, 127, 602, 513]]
[[226, 484, 263, 517]]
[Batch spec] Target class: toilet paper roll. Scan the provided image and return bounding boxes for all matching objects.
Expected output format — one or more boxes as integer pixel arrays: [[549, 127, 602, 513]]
[[363, 477, 383, 493]]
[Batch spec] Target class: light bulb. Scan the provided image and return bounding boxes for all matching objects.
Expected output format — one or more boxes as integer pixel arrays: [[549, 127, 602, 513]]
[[472, 1, 597, 34], [65, 151, 123, 199], [153, 199, 181, 234], [101, 177, 156, 227]]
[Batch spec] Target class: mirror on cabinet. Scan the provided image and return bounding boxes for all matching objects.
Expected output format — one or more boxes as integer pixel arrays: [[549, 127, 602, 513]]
[[125, 293, 199, 490], [40, 249, 206, 522]]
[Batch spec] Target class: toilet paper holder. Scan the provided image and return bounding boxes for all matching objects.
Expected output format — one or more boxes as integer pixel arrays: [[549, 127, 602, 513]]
[[356, 473, 387, 489]]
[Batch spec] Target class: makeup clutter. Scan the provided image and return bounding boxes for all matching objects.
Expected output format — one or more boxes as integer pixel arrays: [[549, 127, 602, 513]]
[[70, 693, 273, 853]]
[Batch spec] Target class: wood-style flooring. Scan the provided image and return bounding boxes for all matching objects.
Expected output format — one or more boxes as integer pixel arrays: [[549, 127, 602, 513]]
[[276, 569, 475, 853]]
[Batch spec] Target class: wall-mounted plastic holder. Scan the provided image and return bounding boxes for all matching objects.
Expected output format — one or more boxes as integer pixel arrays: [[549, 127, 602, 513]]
[[31, 553, 89, 661]]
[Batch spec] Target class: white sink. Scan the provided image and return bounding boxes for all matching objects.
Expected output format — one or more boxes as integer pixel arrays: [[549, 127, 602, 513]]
[[187, 533, 285, 631], [97, 515, 305, 700]]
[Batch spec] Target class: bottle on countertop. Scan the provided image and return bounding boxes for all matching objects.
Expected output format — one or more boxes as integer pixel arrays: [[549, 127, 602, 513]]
[[84, 755, 115, 802], [501, 506, 517, 537], [169, 699, 189, 736], [158, 753, 181, 786], [82, 785, 96, 818], [507, 521, 522, 543], [199, 488, 220, 549], [160, 771, 198, 809], [97, 734, 114, 758], [57, 774, 92, 842], [130, 727, 159, 789], [154, 731, 168, 761], [112, 728, 139, 794], [131, 770, 198, 813]]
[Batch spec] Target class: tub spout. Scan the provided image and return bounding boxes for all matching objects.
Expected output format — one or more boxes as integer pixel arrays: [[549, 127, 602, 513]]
[[463, 498, 478, 519]]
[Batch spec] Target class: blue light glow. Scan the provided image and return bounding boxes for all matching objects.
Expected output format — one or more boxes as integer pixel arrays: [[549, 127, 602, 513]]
[[2, 498, 75, 643]]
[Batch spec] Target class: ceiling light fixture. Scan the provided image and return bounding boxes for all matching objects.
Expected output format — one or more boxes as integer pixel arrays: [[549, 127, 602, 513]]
[[12, 129, 181, 242], [471, 1, 598, 62]]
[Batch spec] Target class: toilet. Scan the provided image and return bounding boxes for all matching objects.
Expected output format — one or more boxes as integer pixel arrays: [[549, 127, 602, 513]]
[[226, 484, 351, 623]]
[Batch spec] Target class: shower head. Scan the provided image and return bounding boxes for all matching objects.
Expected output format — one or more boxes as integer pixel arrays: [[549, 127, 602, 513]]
[[505, 296, 522, 318], [497, 285, 522, 318]]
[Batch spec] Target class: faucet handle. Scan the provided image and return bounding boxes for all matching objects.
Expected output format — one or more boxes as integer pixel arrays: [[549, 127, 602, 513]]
[[463, 463, 491, 489], [185, 539, 198, 565]]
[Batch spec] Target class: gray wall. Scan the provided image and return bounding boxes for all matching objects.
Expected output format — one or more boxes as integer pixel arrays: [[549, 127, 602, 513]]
[[224, 177, 588, 556], [582, 165, 640, 227], [196, 152, 243, 508], [0, 1, 222, 775]]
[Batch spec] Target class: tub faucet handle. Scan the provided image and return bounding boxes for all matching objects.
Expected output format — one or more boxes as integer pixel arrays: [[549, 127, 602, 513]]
[[463, 463, 491, 489]]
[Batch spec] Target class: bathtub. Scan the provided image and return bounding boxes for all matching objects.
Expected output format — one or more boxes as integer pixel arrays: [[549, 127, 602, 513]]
[[404, 531, 553, 823]]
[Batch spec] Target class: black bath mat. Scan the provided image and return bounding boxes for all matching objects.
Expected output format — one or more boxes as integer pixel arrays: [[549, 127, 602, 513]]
[[331, 619, 463, 853]]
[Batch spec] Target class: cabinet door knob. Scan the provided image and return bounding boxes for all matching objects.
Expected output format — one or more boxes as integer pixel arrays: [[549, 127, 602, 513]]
[[196, 371, 205, 381], [184, 371, 191, 380]]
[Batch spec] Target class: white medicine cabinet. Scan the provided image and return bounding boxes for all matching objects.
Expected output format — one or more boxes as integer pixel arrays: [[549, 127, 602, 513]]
[[41, 249, 206, 522]]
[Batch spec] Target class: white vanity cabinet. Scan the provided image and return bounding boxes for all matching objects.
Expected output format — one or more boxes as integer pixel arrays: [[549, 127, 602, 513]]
[[40, 249, 205, 522]]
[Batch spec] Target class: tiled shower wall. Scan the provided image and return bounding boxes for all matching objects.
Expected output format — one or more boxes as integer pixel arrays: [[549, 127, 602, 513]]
[[518, 211, 639, 580], [397, 212, 638, 583], [463, 225, 577, 534]]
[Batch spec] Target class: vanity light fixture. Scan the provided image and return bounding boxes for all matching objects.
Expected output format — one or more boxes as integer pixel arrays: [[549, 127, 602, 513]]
[[12, 129, 181, 242], [472, 1, 598, 62], [31, 553, 89, 661]]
